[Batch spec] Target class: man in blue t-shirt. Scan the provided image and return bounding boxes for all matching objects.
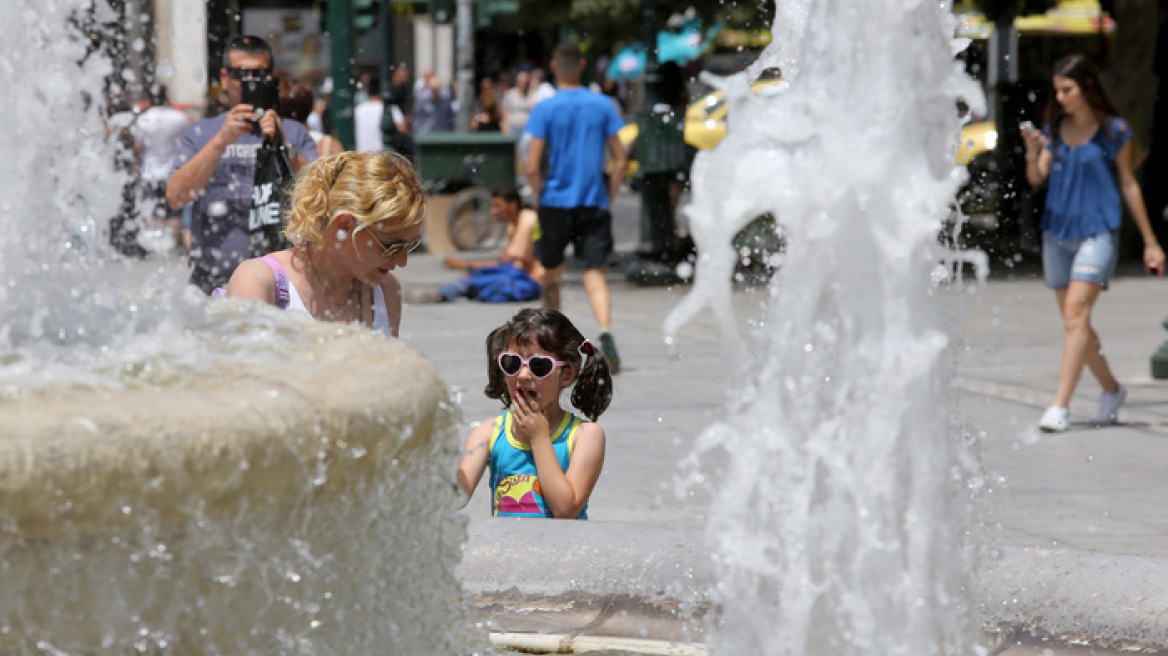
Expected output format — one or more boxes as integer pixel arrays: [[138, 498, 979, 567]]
[[525, 41, 628, 372], [167, 35, 319, 294]]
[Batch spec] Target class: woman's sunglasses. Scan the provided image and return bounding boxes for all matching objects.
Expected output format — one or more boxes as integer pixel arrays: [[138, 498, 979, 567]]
[[497, 352, 566, 379], [362, 230, 423, 259]]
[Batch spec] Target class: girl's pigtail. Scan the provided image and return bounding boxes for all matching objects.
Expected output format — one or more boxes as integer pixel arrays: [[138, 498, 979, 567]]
[[571, 343, 613, 421], [483, 324, 512, 406]]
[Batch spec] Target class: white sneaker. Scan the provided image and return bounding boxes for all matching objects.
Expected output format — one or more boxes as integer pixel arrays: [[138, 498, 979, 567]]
[[1097, 385, 1127, 424], [1039, 406, 1070, 432]]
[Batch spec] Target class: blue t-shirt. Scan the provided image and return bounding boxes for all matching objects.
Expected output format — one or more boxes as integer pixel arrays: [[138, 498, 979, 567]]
[[525, 88, 624, 210], [1042, 116, 1129, 240], [171, 115, 318, 276]]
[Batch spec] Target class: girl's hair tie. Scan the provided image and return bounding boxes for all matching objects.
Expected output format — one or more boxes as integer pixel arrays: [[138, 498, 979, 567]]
[[579, 339, 595, 357]]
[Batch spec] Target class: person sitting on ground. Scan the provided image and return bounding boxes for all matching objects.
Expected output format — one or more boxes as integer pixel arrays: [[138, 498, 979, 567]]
[[458, 308, 613, 518], [422, 184, 544, 303], [224, 150, 425, 337]]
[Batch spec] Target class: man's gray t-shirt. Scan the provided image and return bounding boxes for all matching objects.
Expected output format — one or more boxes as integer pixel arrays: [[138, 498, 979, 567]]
[[172, 114, 318, 279]]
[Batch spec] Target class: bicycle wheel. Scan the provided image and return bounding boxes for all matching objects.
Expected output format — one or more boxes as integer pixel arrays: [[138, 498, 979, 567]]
[[447, 186, 506, 252]]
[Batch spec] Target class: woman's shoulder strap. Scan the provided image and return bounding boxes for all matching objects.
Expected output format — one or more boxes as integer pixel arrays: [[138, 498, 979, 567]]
[[258, 255, 290, 309], [361, 284, 374, 327]]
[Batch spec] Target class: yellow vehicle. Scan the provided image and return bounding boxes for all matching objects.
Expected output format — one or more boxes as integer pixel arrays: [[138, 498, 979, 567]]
[[621, 78, 993, 176], [617, 0, 1109, 176], [956, 120, 997, 166], [618, 77, 788, 177]]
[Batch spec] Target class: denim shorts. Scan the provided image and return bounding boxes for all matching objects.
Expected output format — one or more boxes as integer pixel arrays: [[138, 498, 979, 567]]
[[1042, 230, 1119, 289]]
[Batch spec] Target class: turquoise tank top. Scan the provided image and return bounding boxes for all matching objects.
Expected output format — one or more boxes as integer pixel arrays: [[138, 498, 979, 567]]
[[488, 411, 587, 519]]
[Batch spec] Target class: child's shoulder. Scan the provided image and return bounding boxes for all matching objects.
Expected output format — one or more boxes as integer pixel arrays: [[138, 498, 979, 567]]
[[465, 414, 505, 447], [472, 414, 507, 431], [570, 415, 606, 437]]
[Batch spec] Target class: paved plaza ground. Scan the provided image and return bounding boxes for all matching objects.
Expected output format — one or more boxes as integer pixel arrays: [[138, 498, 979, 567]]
[[394, 225, 1168, 654]]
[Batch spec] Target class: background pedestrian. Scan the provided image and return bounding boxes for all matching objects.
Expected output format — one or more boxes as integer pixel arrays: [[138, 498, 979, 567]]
[[1023, 54, 1165, 432], [525, 41, 628, 372], [167, 35, 319, 294], [133, 84, 192, 253]]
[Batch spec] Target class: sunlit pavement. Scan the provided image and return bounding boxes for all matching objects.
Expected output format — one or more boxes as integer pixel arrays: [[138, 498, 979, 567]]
[[394, 192, 1168, 651]]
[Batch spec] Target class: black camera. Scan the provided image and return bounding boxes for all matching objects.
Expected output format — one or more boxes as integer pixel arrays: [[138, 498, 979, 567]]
[[241, 74, 280, 113]]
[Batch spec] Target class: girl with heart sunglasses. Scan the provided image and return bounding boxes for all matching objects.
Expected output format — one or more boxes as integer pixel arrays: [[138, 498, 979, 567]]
[[458, 308, 614, 519]]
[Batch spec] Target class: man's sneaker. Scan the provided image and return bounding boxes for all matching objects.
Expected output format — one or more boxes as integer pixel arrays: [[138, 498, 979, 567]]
[[1097, 384, 1127, 424], [598, 332, 621, 375], [1038, 406, 1070, 433]]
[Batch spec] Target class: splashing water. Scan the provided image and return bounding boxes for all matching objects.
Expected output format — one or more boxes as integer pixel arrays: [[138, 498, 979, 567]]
[[0, 2, 481, 653], [668, 0, 983, 654], [0, 0, 215, 393]]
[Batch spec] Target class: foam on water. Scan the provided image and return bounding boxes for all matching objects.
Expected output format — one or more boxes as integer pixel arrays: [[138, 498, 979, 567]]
[[668, 0, 983, 653]]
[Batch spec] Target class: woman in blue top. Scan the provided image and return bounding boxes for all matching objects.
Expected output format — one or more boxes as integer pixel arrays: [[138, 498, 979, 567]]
[[458, 308, 613, 518], [1023, 55, 1165, 433]]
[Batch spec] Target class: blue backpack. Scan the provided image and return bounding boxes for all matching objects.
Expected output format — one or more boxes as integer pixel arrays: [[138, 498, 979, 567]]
[[468, 264, 541, 303]]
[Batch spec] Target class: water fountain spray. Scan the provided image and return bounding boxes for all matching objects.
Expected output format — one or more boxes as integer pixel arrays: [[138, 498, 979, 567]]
[[668, 1, 984, 653]]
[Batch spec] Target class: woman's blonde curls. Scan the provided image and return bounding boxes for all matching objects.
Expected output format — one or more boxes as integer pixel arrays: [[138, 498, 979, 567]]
[[284, 150, 426, 245]]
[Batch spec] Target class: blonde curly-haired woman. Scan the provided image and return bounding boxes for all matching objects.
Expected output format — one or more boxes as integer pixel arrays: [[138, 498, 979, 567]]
[[226, 151, 426, 336]]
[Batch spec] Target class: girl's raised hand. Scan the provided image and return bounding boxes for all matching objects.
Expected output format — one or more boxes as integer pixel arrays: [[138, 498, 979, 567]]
[[510, 389, 550, 444]]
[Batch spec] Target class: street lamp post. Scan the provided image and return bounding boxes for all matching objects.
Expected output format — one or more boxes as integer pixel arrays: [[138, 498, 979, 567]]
[[641, 0, 659, 110], [378, 0, 411, 159], [627, 0, 682, 286], [455, 0, 474, 132], [328, 0, 356, 150]]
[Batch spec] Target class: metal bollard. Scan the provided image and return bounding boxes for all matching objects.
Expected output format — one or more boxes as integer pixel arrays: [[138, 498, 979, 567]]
[[1152, 316, 1168, 379]]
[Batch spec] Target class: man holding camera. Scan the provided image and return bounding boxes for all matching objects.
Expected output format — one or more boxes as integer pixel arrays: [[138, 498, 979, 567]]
[[167, 35, 319, 294]]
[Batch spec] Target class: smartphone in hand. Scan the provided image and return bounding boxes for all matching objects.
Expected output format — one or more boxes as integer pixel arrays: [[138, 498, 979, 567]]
[[241, 76, 280, 113]]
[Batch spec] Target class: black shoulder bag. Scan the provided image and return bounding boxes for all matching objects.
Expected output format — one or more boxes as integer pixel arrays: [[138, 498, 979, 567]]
[[248, 123, 295, 258]]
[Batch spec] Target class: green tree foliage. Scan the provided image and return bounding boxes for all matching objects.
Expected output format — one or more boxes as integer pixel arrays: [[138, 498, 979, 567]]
[[492, 0, 775, 64]]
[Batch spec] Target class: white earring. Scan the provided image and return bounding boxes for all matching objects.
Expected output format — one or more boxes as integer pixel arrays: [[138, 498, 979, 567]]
[[335, 229, 349, 241]]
